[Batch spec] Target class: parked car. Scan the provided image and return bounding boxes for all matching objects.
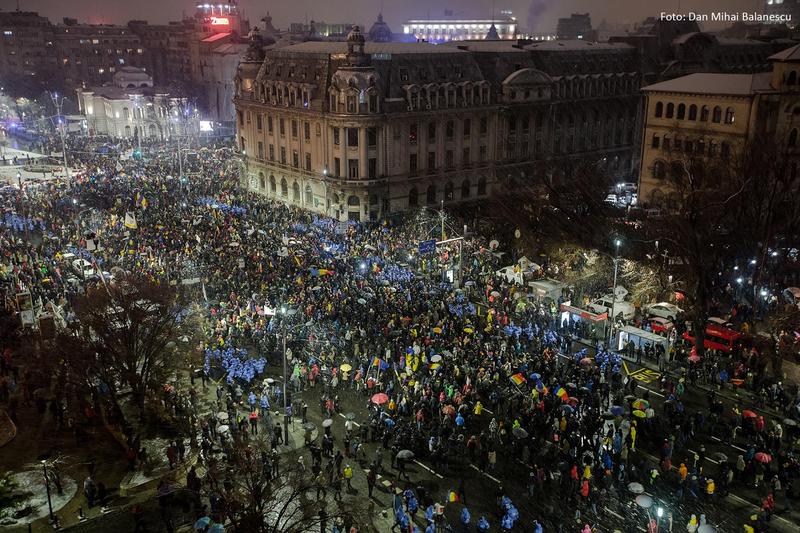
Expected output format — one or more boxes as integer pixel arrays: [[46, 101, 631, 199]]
[[648, 317, 674, 334], [588, 294, 635, 320], [645, 302, 684, 321]]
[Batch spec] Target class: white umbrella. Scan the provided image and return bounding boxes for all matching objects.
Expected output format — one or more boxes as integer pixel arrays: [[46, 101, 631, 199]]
[[218, 424, 230, 433], [216, 412, 229, 420], [357, 298, 367, 305], [312, 286, 322, 291], [634, 494, 652, 508], [322, 418, 334, 428], [697, 525, 716, 533], [627, 482, 644, 494], [430, 354, 442, 363]]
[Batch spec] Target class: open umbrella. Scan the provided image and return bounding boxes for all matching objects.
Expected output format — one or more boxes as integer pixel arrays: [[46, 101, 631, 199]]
[[754, 452, 772, 463], [530, 373, 541, 381], [624, 394, 636, 401], [396, 449, 415, 460], [602, 412, 616, 420], [783, 418, 798, 427], [491, 290, 501, 298], [430, 354, 443, 363], [322, 418, 334, 428], [442, 405, 456, 416], [218, 424, 230, 433], [632, 410, 646, 418], [627, 482, 645, 494], [714, 452, 728, 462], [432, 327, 443, 334], [688, 353, 701, 363], [216, 411, 229, 420], [579, 358, 593, 366], [339, 363, 352, 372], [311, 285, 322, 291], [697, 525, 716, 533], [303, 422, 316, 431], [635, 494, 653, 509], [742, 410, 757, 419], [345, 412, 356, 421], [512, 427, 529, 439], [560, 405, 574, 414], [194, 517, 211, 530], [208, 524, 225, 533], [632, 399, 650, 410], [566, 382, 577, 389], [371, 393, 389, 405], [265, 378, 275, 384], [357, 298, 367, 305], [464, 327, 474, 333], [610, 406, 624, 416], [568, 397, 579, 405]]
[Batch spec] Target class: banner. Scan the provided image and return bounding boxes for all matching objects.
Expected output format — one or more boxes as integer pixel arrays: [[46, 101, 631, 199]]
[[124, 212, 138, 229], [16, 291, 35, 327]]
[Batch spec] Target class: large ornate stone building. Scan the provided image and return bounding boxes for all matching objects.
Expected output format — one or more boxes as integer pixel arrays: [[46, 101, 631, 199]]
[[638, 44, 800, 206], [234, 27, 642, 221]]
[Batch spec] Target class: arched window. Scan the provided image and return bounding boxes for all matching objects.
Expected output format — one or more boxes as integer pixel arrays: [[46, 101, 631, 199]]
[[712, 106, 722, 123], [347, 195, 360, 206], [259, 172, 265, 189], [700, 106, 709, 121], [651, 134, 660, 149], [677, 103, 686, 120], [305, 185, 313, 205], [426, 185, 437, 204], [790, 128, 798, 147], [665, 102, 674, 118], [123, 107, 130, 119], [292, 182, 300, 202], [124, 125, 131, 137], [688, 104, 697, 120], [280, 178, 288, 197], [654, 101, 663, 118], [444, 182, 454, 201], [652, 160, 666, 179], [477, 177, 487, 195], [408, 188, 418, 207], [724, 107, 735, 124], [788, 71, 797, 85], [270, 175, 276, 193], [461, 179, 471, 198]]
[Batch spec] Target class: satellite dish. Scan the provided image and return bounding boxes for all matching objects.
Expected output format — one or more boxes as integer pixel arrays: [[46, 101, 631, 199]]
[[489, 239, 499, 250], [613, 286, 628, 300]]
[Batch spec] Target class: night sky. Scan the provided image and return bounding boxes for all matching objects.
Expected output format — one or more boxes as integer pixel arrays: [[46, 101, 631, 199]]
[[0, 0, 769, 32]]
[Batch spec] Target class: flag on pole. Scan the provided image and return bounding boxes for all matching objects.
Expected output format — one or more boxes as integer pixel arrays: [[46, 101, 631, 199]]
[[510, 373, 526, 386], [447, 491, 460, 503], [124, 212, 138, 229], [554, 386, 568, 400]]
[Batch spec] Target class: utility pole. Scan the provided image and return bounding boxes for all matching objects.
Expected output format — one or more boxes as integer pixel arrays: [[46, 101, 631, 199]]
[[608, 239, 621, 348], [282, 325, 289, 445], [50, 92, 70, 184]]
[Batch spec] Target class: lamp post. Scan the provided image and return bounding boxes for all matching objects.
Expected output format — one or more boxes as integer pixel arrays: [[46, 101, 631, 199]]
[[41, 460, 54, 524], [608, 238, 621, 348], [277, 306, 298, 445], [49, 92, 70, 184]]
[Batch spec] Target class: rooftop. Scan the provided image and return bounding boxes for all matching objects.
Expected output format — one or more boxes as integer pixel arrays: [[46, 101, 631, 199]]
[[524, 40, 633, 51], [769, 43, 800, 61], [641, 72, 773, 96], [201, 31, 231, 43], [275, 41, 467, 55]]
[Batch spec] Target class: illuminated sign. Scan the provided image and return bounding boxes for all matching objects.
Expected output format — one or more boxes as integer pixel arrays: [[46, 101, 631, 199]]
[[210, 17, 229, 25]]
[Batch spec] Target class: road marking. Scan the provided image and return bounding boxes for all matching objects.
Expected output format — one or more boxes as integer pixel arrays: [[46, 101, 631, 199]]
[[413, 460, 443, 479], [482, 408, 494, 415], [687, 449, 719, 465], [636, 384, 665, 398], [727, 493, 795, 525], [338, 413, 360, 427], [623, 361, 631, 376], [629, 368, 662, 384], [470, 464, 501, 484], [710, 436, 746, 452]]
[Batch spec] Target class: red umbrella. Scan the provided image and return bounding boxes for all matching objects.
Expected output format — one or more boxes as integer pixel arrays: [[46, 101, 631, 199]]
[[742, 410, 757, 419], [754, 452, 772, 463], [371, 393, 389, 405], [568, 397, 580, 406], [580, 357, 593, 366], [688, 353, 700, 363]]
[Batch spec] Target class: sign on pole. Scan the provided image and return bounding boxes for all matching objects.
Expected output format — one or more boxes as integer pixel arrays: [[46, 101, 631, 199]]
[[418, 239, 436, 255]]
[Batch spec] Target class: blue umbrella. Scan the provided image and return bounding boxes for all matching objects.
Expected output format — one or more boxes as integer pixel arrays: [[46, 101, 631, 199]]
[[530, 373, 541, 381], [208, 524, 225, 533], [461, 507, 471, 524], [425, 505, 434, 522], [194, 517, 211, 530], [610, 405, 624, 416]]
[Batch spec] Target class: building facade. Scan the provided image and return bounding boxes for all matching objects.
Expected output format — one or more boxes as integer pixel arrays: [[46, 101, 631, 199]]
[[765, 0, 800, 27], [638, 44, 800, 206], [234, 29, 643, 221], [402, 15, 517, 42], [76, 67, 199, 140], [556, 13, 595, 41]]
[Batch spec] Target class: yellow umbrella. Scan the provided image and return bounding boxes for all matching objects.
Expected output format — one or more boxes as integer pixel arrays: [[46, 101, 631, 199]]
[[433, 327, 442, 334], [464, 327, 474, 333], [339, 364, 352, 372], [632, 410, 646, 418], [430, 363, 441, 370]]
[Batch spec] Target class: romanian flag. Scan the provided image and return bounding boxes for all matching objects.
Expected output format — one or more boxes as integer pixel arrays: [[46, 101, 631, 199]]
[[536, 381, 548, 395], [510, 373, 526, 386], [448, 491, 460, 503], [372, 357, 382, 367], [554, 386, 568, 400]]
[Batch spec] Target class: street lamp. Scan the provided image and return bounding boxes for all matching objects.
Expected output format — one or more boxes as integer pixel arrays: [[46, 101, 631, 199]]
[[269, 305, 297, 446], [41, 460, 55, 524], [608, 238, 622, 348]]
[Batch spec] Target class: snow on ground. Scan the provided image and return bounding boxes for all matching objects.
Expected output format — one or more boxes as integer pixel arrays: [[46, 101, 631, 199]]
[[0, 470, 77, 526]]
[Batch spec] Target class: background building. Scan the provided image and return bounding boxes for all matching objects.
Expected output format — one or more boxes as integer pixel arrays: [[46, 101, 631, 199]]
[[402, 14, 517, 42], [76, 66, 199, 140], [638, 45, 800, 206], [234, 28, 642, 221], [765, 0, 800, 27], [556, 13, 596, 41]]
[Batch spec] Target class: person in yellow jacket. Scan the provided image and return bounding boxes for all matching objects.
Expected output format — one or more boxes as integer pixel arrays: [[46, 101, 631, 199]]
[[343, 464, 353, 489], [706, 478, 715, 498], [630, 423, 637, 451], [583, 465, 592, 480], [473, 401, 484, 415]]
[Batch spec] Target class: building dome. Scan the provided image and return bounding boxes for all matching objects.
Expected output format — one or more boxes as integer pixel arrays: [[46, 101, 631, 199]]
[[368, 13, 393, 43], [347, 25, 366, 45]]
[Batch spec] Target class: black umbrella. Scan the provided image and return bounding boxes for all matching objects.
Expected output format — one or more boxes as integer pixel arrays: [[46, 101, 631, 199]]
[[512, 427, 529, 439]]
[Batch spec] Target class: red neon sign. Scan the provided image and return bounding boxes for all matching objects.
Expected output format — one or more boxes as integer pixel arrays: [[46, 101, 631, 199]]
[[210, 17, 230, 25]]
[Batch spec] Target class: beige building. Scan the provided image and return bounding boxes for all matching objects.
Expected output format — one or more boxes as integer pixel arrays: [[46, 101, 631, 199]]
[[639, 43, 800, 206], [235, 27, 643, 222]]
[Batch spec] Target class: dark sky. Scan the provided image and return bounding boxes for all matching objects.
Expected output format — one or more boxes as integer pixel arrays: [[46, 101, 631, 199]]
[[1, 0, 765, 32]]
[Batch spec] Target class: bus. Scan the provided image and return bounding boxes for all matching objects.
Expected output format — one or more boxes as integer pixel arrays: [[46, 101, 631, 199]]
[[682, 323, 742, 353]]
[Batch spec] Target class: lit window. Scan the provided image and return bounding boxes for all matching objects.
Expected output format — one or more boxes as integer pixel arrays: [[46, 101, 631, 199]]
[[3, 30, 12, 36]]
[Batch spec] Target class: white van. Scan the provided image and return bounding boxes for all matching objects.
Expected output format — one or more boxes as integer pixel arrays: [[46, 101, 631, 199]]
[[588, 294, 635, 321], [528, 278, 567, 304]]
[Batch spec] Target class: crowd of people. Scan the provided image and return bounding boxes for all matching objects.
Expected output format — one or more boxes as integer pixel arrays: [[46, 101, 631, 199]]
[[0, 135, 799, 532]]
